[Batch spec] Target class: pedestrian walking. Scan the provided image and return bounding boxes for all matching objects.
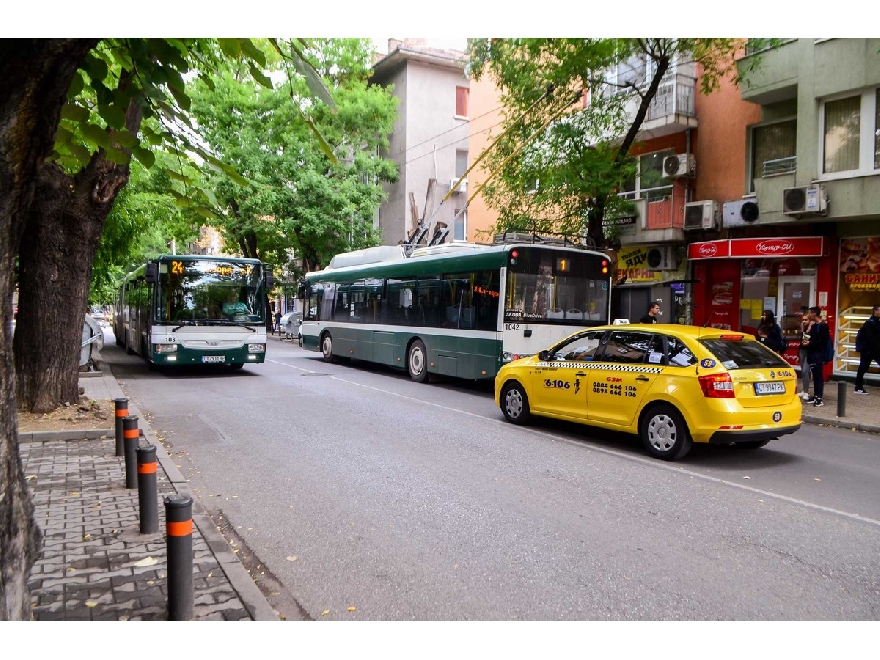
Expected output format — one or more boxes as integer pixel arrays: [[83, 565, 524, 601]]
[[854, 304, 880, 395], [756, 309, 784, 354], [273, 310, 282, 335], [802, 306, 829, 407], [797, 307, 813, 399], [639, 302, 661, 324]]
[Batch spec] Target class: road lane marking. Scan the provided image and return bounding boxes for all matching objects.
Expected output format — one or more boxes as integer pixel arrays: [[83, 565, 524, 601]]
[[267, 359, 880, 528]]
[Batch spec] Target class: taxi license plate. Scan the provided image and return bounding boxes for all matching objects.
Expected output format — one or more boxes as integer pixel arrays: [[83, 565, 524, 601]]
[[202, 356, 225, 364], [755, 382, 785, 395]]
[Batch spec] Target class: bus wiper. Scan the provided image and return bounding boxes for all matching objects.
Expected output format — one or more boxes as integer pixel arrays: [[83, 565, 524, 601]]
[[171, 320, 199, 332], [210, 319, 257, 332]]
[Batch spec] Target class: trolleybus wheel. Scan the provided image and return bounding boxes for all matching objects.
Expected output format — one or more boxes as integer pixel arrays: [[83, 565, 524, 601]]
[[321, 332, 335, 363], [407, 339, 428, 383]]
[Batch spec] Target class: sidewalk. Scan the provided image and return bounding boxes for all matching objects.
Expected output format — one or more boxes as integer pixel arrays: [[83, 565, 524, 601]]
[[17, 340, 879, 621], [18, 357, 278, 621]]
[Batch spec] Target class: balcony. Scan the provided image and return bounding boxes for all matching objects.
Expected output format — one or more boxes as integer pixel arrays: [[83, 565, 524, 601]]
[[613, 196, 687, 246], [630, 74, 699, 138]]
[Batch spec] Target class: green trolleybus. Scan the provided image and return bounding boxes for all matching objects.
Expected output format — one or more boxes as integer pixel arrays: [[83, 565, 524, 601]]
[[113, 254, 274, 369], [298, 236, 612, 382]]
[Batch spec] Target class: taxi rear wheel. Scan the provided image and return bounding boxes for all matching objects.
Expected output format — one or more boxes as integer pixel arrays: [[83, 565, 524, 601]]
[[501, 381, 531, 425], [639, 404, 692, 461]]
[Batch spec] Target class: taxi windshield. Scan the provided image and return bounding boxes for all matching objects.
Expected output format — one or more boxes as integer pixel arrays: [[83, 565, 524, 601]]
[[700, 339, 788, 369]]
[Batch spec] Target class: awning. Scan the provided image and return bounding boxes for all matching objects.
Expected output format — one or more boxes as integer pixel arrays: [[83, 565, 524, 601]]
[[688, 236, 825, 260]]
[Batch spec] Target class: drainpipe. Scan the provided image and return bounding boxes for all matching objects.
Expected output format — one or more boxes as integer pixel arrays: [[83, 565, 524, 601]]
[[685, 127, 692, 204]]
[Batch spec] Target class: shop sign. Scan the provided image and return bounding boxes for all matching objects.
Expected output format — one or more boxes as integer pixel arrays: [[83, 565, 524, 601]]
[[689, 237, 824, 260], [840, 237, 880, 291], [616, 245, 663, 283]]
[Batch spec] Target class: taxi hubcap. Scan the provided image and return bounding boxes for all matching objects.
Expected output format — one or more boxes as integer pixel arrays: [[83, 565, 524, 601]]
[[647, 414, 677, 452], [505, 390, 523, 418]]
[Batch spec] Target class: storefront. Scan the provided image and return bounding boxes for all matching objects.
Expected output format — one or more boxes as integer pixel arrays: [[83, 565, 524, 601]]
[[688, 236, 835, 372], [610, 244, 687, 323], [836, 236, 880, 380]]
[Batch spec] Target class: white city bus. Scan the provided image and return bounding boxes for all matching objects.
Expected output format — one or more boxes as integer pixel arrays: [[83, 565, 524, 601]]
[[114, 254, 274, 369]]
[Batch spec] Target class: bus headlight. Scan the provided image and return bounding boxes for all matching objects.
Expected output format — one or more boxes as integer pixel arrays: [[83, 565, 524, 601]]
[[248, 343, 266, 353], [155, 344, 178, 354]]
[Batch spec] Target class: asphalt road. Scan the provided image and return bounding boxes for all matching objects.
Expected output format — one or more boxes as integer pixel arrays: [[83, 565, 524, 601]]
[[107, 335, 880, 621]]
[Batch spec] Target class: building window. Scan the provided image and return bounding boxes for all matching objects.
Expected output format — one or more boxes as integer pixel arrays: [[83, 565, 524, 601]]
[[752, 120, 797, 187], [453, 208, 467, 241], [455, 150, 468, 178], [619, 149, 674, 201], [455, 86, 469, 118], [824, 95, 861, 173]]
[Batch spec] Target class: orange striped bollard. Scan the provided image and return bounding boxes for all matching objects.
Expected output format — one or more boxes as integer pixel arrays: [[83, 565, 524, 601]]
[[136, 445, 158, 534], [114, 398, 128, 456], [164, 495, 194, 620], [122, 415, 139, 489]]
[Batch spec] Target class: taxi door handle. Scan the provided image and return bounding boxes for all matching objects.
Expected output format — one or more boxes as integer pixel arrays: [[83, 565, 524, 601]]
[[636, 375, 650, 382]]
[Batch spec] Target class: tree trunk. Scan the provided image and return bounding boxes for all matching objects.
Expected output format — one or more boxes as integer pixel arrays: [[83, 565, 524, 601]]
[[0, 38, 97, 620]]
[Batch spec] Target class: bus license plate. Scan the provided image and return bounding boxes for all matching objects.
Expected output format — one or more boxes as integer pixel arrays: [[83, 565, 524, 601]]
[[202, 356, 225, 364], [755, 382, 785, 395]]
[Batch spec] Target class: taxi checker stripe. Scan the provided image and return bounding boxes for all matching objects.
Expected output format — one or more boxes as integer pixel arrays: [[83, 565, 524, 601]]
[[537, 362, 663, 373]]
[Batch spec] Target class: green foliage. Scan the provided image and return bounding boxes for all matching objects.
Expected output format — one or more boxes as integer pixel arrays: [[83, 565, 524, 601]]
[[467, 38, 750, 245], [188, 38, 398, 274]]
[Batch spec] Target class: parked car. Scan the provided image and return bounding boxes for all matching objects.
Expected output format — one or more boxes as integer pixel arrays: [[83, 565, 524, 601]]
[[495, 324, 802, 461], [280, 312, 302, 345]]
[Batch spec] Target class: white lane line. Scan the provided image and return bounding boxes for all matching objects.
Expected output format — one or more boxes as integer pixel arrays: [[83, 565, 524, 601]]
[[267, 359, 880, 528]]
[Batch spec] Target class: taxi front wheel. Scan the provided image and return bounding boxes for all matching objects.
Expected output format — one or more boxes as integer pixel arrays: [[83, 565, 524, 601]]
[[501, 381, 531, 425], [640, 404, 692, 461]]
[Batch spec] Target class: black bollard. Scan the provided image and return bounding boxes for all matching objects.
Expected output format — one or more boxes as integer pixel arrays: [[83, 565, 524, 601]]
[[122, 415, 139, 489], [114, 398, 128, 457], [137, 445, 159, 534], [165, 495, 194, 620], [837, 381, 847, 418]]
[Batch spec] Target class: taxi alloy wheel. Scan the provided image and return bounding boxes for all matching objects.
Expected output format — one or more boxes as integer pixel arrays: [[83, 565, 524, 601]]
[[408, 339, 428, 383], [640, 404, 692, 461], [321, 332, 335, 363], [501, 381, 531, 425]]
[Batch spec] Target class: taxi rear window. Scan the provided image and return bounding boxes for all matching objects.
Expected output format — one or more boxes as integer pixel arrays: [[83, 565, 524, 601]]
[[700, 339, 789, 370]]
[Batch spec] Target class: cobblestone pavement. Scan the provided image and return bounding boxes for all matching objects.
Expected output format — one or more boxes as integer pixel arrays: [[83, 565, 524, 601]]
[[18, 364, 277, 622]]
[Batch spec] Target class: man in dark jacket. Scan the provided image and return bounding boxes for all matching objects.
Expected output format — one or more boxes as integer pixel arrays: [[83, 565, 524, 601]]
[[802, 306, 829, 407], [639, 302, 661, 324], [854, 304, 880, 394]]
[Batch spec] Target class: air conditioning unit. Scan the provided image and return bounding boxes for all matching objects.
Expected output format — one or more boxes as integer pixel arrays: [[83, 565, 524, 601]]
[[450, 177, 468, 195], [722, 198, 760, 228], [783, 185, 826, 216], [663, 154, 695, 179], [646, 245, 680, 271], [684, 200, 718, 231]]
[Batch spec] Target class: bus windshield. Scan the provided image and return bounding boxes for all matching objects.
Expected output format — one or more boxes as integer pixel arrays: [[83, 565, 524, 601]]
[[504, 248, 610, 324], [155, 258, 266, 324]]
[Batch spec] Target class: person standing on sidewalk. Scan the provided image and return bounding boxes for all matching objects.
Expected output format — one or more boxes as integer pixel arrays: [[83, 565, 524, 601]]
[[756, 309, 784, 354], [639, 302, 661, 324], [802, 306, 829, 407], [854, 304, 880, 394], [273, 309, 282, 335], [798, 307, 813, 399]]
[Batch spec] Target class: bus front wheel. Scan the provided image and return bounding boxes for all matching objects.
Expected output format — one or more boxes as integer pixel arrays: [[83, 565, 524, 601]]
[[407, 339, 428, 383], [321, 333, 335, 363]]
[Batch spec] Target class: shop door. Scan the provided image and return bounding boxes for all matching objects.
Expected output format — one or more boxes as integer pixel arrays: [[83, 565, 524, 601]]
[[777, 277, 814, 343]]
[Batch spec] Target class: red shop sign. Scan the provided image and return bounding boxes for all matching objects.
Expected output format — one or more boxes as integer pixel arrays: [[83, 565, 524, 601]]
[[689, 237, 824, 259], [688, 240, 730, 260]]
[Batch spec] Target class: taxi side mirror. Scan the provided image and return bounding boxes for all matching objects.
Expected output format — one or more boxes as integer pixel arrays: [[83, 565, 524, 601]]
[[538, 350, 550, 361]]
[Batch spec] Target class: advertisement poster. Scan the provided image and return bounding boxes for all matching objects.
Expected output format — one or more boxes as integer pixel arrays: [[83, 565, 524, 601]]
[[840, 238, 880, 292], [616, 246, 663, 283]]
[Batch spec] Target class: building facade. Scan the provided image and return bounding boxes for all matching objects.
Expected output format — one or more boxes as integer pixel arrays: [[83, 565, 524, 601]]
[[688, 38, 880, 381], [370, 39, 471, 247]]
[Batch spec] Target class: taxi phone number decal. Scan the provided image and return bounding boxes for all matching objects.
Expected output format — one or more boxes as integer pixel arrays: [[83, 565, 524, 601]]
[[593, 381, 638, 398]]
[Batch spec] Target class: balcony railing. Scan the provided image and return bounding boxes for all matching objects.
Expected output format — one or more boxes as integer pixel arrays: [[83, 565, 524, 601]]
[[762, 156, 796, 177], [645, 74, 696, 120]]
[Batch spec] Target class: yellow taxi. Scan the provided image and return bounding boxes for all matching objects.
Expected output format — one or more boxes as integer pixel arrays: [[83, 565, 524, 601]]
[[495, 324, 803, 460]]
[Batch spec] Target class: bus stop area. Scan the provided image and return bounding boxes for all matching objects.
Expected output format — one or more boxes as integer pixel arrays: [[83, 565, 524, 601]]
[[15, 342, 880, 620]]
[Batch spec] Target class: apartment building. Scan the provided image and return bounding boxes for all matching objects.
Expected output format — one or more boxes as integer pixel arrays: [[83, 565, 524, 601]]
[[687, 38, 880, 379], [369, 39, 471, 247]]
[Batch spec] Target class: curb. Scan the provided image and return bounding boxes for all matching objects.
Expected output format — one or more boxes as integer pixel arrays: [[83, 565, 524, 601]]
[[800, 414, 880, 435]]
